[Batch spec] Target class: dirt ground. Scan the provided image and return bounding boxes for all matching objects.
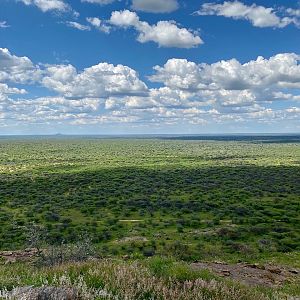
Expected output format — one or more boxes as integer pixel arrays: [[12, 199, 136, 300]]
[[0, 249, 38, 263], [191, 261, 299, 287]]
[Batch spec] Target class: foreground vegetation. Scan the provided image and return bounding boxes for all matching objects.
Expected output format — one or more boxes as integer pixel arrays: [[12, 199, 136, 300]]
[[0, 137, 299, 265], [0, 257, 298, 299]]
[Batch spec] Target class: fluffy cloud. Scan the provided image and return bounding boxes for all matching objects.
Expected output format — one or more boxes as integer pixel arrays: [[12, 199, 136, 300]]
[[150, 54, 300, 91], [86, 17, 111, 33], [146, 54, 300, 116], [131, 0, 179, 13], [0, 48, 299, 129], [65, 21, 91, 31], [110, 10, 202, 48], [195, 1, 296, 28], [2, 96, 103, 124], [0, 48, 147, 99], [0, 84, 27, 120], [0, 48, 42, 83], [18, 0, 69, 12], [86, 17, 101, 27], [0, 83, 27, 95], [42, 62, 148, 98]]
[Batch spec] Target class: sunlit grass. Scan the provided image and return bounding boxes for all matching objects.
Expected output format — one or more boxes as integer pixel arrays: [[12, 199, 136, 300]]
[[1, 259, 295, 299]]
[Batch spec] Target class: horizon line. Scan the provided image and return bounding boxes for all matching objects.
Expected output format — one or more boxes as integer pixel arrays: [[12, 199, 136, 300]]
[[0, 133, 299, 136]]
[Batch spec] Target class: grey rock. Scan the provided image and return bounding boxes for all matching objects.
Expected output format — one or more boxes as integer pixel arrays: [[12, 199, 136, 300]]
[[8, 286, 79, 300]]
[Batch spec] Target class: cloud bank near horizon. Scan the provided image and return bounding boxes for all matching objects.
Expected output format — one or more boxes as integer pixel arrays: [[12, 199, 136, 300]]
[[0, 48, 299, 132]]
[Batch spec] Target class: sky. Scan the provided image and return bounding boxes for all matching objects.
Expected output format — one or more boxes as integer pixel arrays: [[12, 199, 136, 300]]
[[0, 0, 300, 134]]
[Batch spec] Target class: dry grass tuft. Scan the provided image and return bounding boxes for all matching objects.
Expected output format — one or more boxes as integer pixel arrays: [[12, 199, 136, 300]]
[[0, 259, 295, 299]]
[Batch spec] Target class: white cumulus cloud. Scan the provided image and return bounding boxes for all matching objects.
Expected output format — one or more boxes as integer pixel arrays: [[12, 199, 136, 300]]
[[18, 0, 70, 12], [150, 54, 300, 91], [147, 54, 300, 113], [0, 48, 147, 98], [0, 48, 299, 129], [0, 83, 27, 95], [86, 17, 111, 33], [42, 62, 148, 98], [0, 48, 42, 83], [195, 1, 296, 28], [110, 10, 203, 48]]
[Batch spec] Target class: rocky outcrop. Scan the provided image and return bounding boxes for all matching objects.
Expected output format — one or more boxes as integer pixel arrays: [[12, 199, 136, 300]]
[[6, 286, 79, 300], [191, 261, 300, 287], [0, 249, 38, 264]]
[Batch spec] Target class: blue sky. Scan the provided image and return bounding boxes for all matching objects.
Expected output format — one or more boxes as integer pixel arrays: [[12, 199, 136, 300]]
[[0, 0, 300, 134]]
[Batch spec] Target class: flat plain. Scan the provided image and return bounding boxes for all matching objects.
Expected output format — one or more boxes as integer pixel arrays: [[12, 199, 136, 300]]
[[0, 136, 300, 299], [0, 136, 299, 265]]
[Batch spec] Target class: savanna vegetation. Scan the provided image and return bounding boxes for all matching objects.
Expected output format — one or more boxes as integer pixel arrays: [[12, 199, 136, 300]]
[[0, 136, 299, 299], [0, 136, 299, 265]]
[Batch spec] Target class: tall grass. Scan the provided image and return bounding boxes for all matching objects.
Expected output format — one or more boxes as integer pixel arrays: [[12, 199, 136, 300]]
[[0, 259, 292, 300]]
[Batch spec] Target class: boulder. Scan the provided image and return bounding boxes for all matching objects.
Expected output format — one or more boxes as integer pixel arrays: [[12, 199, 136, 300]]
[[8, 286, 79, 300]]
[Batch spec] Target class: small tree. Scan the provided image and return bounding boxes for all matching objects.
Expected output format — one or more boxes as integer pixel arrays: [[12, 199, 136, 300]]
[[25, 223, 96, 266], [25, 222, 48, 262]]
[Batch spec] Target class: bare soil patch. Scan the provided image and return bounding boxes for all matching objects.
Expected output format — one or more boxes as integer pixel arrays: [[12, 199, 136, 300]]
[[191, 261, 299, 287], [0, 249, 38, 263], [114, 236, 149, 243]]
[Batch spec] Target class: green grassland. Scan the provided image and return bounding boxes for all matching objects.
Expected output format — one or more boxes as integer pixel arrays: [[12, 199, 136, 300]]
[[0, 137, 299, 265]]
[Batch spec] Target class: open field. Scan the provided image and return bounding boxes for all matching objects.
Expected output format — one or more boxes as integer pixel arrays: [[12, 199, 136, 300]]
[[0, 136, 299, 266]]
